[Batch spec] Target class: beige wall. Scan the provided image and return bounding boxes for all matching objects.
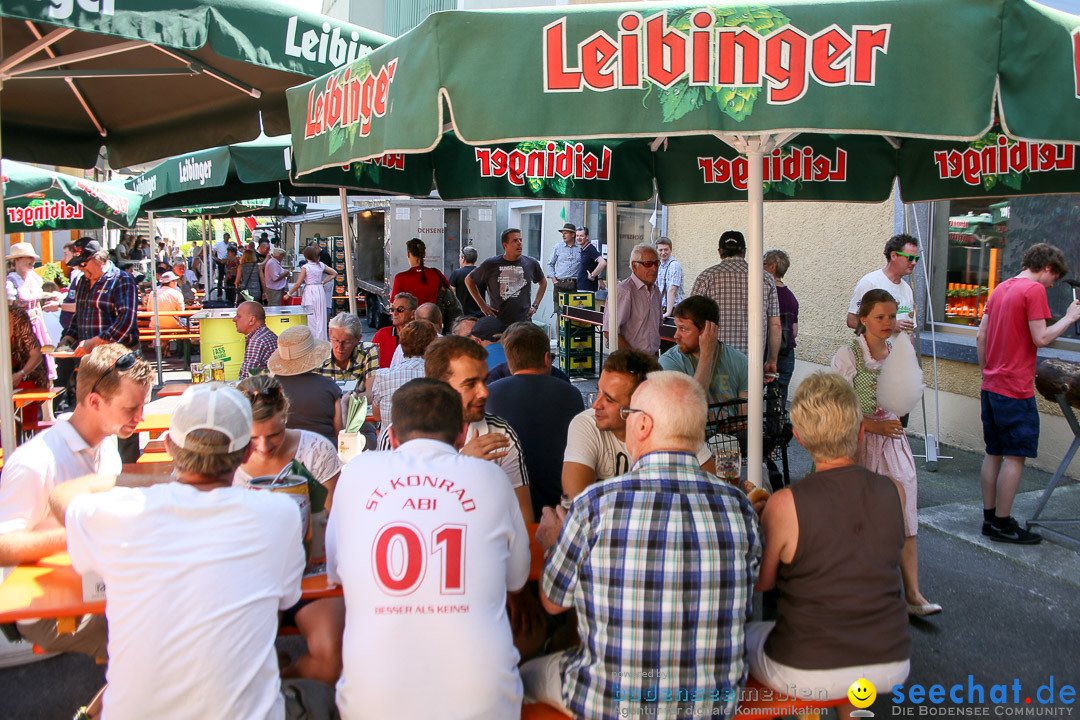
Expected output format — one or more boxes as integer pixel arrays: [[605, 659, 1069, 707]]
[[668, 196, 1080, 479]]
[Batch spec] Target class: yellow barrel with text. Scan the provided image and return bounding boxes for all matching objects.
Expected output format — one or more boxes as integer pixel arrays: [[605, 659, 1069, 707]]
[[195, 307, 311, 380]]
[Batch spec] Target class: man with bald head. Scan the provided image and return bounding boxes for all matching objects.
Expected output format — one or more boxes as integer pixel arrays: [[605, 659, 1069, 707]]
[[390, 303, 443, 367], [234, 301, 278, 380], [529, 371, 761, 719]]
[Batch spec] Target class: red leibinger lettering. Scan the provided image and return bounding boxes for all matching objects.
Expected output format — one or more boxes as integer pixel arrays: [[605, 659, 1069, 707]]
[[933, 138, 1075, 186], [697, 146, 848, 190], [475, 143, 612, 186], [543, 10, 890, 105], [7, 200, 85, 225], [304, 59, 398, 140], [75, 178, 130, 214], [364, 475, 476, 512]]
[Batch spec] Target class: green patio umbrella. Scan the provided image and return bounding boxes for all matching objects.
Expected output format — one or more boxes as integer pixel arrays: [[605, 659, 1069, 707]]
[[149, 194, 306, 219], [0, 0, 388, 452], [0, 0, 391, 168], [2, 159, 143, 233], [285, 0, 1080, 488]]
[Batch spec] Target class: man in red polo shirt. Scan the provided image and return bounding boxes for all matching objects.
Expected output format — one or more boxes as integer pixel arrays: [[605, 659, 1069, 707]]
[[372, 292, 416, 368], [977, 243, 1080, 544]]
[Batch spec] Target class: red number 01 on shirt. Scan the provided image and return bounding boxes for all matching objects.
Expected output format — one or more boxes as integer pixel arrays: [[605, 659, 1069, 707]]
[[372, 523, 467, 596]]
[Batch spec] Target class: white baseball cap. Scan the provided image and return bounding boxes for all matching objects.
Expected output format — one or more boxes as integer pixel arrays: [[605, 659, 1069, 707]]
[[168, 383, 252, 453]]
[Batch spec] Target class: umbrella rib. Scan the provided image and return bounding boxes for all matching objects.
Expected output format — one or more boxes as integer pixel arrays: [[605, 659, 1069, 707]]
[[0, 26, 72, 76], [22, 21, 106, 138], [149, 46, 262, 99], [4, 40, 149, 78]]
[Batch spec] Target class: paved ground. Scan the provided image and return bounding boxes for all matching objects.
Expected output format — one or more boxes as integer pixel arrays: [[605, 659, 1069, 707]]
[[2, 368, 1078, 718]]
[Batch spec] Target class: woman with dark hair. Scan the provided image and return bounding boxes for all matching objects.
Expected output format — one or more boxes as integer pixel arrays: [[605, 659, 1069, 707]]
[[390, 238, 450, 307], [223, 245, 240, 305]]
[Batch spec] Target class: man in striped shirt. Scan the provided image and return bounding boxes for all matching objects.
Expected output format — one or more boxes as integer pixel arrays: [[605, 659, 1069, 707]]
[[60, 238, 139, 355], [526, 371, 761, 719]]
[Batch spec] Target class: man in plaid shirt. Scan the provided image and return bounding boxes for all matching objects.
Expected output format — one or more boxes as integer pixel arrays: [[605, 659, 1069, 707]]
[[234, 302, 278, 380], [61, 239, 138, 355], [316, 313, 379, 390], [690, 231, 781, 377], [526, 371, 762, 719]]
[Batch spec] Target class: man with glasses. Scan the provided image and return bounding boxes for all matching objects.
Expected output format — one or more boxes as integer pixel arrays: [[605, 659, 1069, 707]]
[[372, 292, 416, 368], [691, 231, 781, 376], [847, 233, 920, 336], [0, 343, 152, 659], [527, 371, 761, 719], [562, 350, 714, 499], [59, 237, 139, 356], [603, 244, 663, 355]]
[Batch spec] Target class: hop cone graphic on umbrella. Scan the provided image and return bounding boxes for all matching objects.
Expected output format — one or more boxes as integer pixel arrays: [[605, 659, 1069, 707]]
[[652, 5, 791, 123]]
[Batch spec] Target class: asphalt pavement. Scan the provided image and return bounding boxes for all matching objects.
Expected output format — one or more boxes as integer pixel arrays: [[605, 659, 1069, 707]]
[[1, 372, 1077, 719]]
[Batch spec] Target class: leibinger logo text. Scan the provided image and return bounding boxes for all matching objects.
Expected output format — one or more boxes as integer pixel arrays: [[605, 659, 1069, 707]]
[[891, 676, 1076, 716], [36, 0, 113, 21]]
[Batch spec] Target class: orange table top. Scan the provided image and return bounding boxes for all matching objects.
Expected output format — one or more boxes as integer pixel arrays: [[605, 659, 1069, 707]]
[[134, 415, 171, 433], [156, 382, 192, 398], [135, 452, 172, 464], [0, 553, 340, 624], [12, 388, 62, 407]]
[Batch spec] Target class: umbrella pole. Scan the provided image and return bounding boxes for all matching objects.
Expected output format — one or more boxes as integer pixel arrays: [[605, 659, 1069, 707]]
[[745, 140, 766, 490], [0, 135, 18, 453], [339, 189, 357, 316], [202, 215, 209, 300], [148, 212, 163, 387], [605, 201, 618, 344]]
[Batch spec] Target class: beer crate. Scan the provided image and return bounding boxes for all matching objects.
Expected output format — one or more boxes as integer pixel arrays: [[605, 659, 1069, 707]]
[[567, 354, 595, 372], [558, 291, 594, 309]]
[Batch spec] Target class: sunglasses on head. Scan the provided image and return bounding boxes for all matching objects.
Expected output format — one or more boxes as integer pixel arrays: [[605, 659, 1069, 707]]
[[895, 251, 920, 263], [89, 352, 137, 397]]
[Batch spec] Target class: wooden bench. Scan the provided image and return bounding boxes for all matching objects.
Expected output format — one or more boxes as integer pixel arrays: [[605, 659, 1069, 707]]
[[137, 309, 201, 363]]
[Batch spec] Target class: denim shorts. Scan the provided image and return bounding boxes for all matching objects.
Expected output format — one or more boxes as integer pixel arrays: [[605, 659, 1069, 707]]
[[981, 390, 1039, 458]]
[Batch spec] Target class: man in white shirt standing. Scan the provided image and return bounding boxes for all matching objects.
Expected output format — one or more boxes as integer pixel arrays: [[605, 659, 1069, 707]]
[[847, 233, 920, 335], [262, 247, 289, 306], [50, 383, 335, 720], [0, 344, 152, 658], [655, 236, 684, 318], [212, 232, 231, 296], [328, 378, 530, 720]]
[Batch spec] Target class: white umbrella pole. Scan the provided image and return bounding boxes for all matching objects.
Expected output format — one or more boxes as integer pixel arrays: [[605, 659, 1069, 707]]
[[745, 141, 766, 490], [148, 212, 163, 386], [605, 201, 618, 343], [0, 154, 17, 452], [339, 189, 357, 316], [202, 215, 209, 299]]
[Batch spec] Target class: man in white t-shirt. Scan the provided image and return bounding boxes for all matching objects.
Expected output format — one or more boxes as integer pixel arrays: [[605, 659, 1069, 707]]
[[0, 344, 152, 658], [50, 383, 335, 720], [563, 350, 715, 499], [378, 335, 534, 524], [328, 378, 530, 720], [847, 233, 919, 335]]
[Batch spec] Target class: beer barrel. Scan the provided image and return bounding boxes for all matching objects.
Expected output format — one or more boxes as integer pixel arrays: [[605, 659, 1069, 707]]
[[1035, 359, 1080, 409]]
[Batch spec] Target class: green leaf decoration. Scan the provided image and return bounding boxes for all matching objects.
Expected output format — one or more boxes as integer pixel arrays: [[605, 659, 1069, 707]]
[[659, 83, 704, 122], [527, 176, 545, 193]]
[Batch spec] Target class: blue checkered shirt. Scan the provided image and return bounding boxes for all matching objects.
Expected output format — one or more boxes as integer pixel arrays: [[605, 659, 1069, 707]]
[[543, 451, 762, 719], [238, 324, 279, 380], [63, 265, 138, 348]]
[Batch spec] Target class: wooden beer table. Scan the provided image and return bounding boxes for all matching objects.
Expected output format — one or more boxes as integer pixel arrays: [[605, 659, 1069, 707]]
[[0, 553, 341, 627]]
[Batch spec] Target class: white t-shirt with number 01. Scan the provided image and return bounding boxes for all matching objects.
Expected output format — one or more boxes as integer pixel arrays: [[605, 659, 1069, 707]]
[[327, 438, 531, 720]]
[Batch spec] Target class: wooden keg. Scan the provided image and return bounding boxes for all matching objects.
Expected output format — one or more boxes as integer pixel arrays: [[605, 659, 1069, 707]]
[[1035, 359, 1080, 409]]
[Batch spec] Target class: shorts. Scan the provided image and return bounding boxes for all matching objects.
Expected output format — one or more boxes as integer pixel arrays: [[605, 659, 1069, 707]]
[[981, 390, 1039, 458], [281, 598, 316, 628], [744, 621, 910, 701]]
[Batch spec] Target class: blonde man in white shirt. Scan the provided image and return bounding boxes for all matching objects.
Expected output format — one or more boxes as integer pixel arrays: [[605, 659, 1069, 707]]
[[0, 344, 152, 657]]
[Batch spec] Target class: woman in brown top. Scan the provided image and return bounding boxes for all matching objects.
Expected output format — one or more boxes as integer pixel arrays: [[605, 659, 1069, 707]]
[[747, 372, 911, 718]]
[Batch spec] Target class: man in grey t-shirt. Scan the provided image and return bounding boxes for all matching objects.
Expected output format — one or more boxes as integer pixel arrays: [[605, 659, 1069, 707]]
[[465, 228, 547, 325]]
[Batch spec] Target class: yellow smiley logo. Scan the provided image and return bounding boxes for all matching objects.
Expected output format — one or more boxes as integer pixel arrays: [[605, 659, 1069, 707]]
[[848, 678, 877, 708]]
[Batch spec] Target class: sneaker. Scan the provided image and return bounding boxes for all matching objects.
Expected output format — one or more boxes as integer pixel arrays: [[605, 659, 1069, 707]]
[[985, 518, 1042, 545]]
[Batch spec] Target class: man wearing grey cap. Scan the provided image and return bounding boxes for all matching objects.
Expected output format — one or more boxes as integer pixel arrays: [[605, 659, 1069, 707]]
[[50, 383, 336, 720], [547, 222, 582, 294]]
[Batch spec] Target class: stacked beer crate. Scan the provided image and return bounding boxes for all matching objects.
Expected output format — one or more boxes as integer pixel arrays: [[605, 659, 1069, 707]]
[[312, 236, 349, 316], [558, 291, 600, 378]]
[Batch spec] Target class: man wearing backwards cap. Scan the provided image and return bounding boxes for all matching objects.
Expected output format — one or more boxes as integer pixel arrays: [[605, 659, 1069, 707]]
[[470, 315, 507, 370], [60, 237, 139, 356], [49, 383, 337, 720]]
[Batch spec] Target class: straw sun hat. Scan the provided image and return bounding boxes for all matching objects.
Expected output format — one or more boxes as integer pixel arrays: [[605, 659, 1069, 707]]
[[267, 325, 331, 376], [5, 242, 40, 261]]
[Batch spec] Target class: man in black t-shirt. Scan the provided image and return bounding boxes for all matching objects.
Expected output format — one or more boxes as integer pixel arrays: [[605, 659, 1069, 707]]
[[575, 226, 606, 292], [465, 228, 547, 325], [449, 246, 481, 316]]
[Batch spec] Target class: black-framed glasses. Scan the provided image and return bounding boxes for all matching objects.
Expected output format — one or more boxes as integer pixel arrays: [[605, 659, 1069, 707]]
[[618, 406, 650, 421], [895, 251, 920, 263], [89, 352, 137, 397]]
